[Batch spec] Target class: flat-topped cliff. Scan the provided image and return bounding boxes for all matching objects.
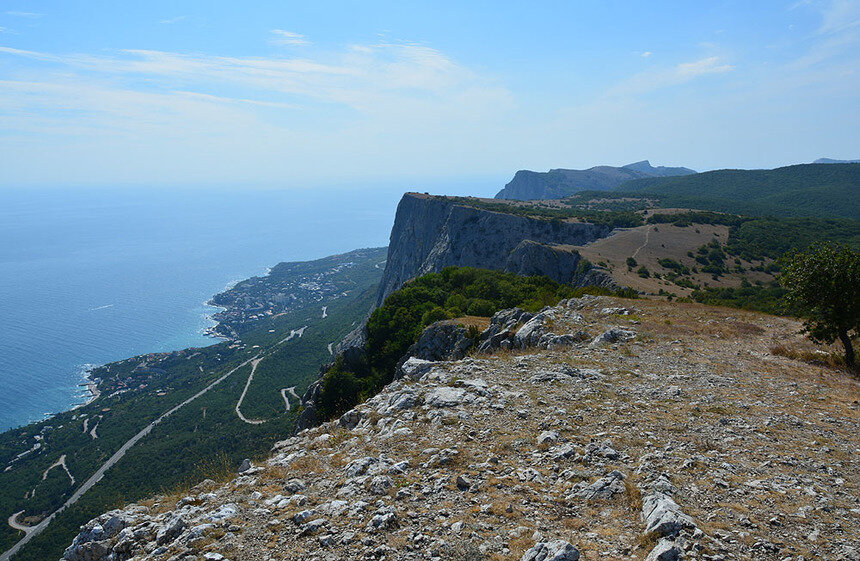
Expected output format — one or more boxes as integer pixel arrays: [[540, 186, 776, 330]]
[[376, 194, 613, 305]]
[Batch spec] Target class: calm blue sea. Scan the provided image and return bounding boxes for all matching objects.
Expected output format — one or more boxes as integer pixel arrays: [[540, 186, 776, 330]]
[[0, 180, 501, 431]]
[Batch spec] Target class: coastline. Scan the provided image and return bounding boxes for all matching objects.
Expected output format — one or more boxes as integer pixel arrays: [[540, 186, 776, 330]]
[[71, 366, 101, 412], [3, 247, 380, 432], [202, 299, 232, 342], [4, 295, 231, 433], [202, 270, 271, 342]]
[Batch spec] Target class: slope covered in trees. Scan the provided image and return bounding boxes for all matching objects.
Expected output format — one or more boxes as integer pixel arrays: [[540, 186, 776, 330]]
[[613, 163, 860, 219]]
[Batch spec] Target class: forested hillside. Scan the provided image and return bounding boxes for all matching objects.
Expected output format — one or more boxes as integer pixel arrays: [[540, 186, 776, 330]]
[[614, 163, 860, 219]]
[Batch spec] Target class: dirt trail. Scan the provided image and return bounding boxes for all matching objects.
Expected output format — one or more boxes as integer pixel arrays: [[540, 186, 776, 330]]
[[631, 224, 653, 259]]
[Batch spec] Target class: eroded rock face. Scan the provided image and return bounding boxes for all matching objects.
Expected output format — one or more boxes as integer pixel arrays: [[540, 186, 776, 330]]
[[407, 322, 471, 362], [514, 311, 554, 348], [576, 470, 626, 501], [591, 327, 636, 346], [476, 307, 533, 353], [504, 240, 586, 285], [63, 510, 137, 561], [644, 538, 685, 561], [476, 301, 594, 353], [376, 194, 613, 305]]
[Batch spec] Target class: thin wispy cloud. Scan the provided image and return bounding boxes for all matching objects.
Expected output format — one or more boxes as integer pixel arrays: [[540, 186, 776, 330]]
[[0, 46, 61, 62], [270, 30, 310, 46], [174, 90, 300, 109], [159, 16, 187, 25], [676, 56, 735, 77], [0, 39, 513, 183], [789, 0, 860, 67], [608, 55, 735, 97], [815, 0, 860, 34], [0, 3, 856, 185], [5, 11, 41, 18], [0, 39, 512, 166], [0, 42, 504, 111]]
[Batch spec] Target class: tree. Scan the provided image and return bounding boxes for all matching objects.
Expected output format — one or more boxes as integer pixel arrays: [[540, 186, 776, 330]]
[[781, 242, 860, 368]]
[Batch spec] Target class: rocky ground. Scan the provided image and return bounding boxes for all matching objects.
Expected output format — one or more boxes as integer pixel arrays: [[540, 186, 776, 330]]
[[62, 297, 859, 561]]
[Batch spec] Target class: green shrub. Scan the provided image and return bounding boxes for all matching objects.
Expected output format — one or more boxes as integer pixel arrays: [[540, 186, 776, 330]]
[[317, 367, 362, 421], [690, 282, 793, 316], [422, 306, 452, 326], [466, 299, 496, 317], [658, 258, 690, 275]]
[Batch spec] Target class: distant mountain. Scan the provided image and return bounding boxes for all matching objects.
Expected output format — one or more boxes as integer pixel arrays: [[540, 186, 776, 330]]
[[613, 163, 860, 220], [814, 158, 860, 164], [494, 160, 696, 200]]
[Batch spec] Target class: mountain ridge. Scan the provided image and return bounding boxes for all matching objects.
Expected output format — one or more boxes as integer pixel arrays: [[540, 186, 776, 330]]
[[611, 162, 860, 220], [494, 160, 696, 200], [814, 158, 860, 164]]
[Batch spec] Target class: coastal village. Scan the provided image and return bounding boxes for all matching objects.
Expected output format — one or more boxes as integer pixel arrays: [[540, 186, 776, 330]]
[[207, 250, 386, 340]]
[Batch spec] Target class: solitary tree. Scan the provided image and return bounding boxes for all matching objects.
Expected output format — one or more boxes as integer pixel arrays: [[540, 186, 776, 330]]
[[781, 242, 859, 369]]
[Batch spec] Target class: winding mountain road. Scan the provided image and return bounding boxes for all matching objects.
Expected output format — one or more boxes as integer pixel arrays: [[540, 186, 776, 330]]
[[279, 386, 300, 412], [277, 326, 307, 346], [6, 512, 32, 535], [42, 454, 75, 486], [0, 355, 259, 561], [235, 358, 266, 425]]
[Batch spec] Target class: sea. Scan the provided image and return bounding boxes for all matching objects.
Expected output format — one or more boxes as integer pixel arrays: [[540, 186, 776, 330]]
[[0, 180, 501, 431]]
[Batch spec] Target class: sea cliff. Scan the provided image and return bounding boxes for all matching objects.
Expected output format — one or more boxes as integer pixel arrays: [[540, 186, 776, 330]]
[[376, 194, 613, 305]]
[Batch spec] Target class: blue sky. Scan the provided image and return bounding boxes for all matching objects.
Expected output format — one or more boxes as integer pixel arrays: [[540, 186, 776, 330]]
[[0, 1, 858, 188]]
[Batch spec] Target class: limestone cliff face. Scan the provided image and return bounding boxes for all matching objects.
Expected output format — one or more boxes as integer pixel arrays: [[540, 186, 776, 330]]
[[504, 240, 585, 284], [376, 194, 613, 305], [376, 194, 456, 306]]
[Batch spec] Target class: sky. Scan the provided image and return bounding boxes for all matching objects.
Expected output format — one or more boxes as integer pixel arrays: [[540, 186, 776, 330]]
[[0, 0, 858, 188]]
